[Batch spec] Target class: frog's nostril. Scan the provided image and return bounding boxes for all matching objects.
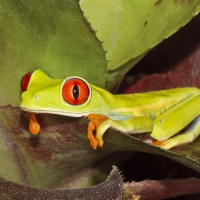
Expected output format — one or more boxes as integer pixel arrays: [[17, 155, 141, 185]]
[[34, 95, 39, 100]]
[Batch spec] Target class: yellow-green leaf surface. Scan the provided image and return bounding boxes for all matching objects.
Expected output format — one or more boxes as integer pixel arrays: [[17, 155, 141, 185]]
[[80, 0, 200, 72], [0, 0, 107, 107]]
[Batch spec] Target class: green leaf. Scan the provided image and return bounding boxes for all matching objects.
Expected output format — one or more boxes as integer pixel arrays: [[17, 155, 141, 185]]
[[80, 0, 200, 89], [0, 0, 107, 106], [80, 0, 200, 70], [105, 131, 200, 173]]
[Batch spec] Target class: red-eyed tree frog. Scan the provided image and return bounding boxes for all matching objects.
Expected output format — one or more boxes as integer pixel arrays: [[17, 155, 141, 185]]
[[20, 70, 200, 150]]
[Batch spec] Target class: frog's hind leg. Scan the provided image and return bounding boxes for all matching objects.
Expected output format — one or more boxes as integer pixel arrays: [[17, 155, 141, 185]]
[[151, 94, 200, 149], [155, 115, 200, 149]]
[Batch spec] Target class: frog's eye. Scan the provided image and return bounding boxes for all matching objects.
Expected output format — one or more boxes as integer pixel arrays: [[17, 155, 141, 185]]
[[62, 77, 90, 105], [21, 71, 33, 92]]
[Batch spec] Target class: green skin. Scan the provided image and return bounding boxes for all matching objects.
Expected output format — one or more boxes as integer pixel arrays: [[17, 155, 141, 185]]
[[20, 70, 200, 149]]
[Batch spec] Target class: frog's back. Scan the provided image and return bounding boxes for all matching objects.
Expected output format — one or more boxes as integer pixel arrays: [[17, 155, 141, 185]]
[[110, 87, 199, 119]]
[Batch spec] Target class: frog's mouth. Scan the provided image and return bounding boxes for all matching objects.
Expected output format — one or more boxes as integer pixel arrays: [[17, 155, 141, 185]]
[[22, 111, 40, 135], [20, 106, 93, 117]]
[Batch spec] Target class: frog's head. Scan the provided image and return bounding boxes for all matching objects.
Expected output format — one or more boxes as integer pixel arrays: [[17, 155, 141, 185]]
[[20, 70, 103, 117]]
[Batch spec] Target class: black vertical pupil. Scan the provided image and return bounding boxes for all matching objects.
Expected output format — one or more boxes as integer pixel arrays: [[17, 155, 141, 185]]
[[73, 85, 79, 100]]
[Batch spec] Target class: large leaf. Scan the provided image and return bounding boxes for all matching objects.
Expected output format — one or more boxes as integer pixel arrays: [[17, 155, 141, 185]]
[[0, 105, 118, 187], [0, 0, 107, 106], [80, 0, 200, 70], [80, 0, 200, 89], [0, 103, 199, 189]]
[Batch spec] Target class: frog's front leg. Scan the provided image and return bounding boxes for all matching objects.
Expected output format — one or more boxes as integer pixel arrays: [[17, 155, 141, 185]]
[[23, 112, 40, 134], [87, 114, 108, 149], [88, 114, 153, 150]]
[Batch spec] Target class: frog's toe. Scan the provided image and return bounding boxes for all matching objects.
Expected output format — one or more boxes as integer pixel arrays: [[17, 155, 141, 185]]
[[153, 139, 178, 150], [157, 139, 179, 149], [89, 137, 98, 150], [96, 138, 104, 147]]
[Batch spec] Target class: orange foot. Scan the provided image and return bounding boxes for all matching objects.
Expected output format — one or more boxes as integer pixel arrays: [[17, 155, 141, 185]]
[[23, 112, 40, 134], [87, 114, 108, 150], [153, 140, 165, 146]]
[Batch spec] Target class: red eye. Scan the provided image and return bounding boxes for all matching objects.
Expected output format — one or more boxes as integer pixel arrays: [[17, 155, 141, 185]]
[[62, 78, 90, 105], [21, 71, 33, 91]]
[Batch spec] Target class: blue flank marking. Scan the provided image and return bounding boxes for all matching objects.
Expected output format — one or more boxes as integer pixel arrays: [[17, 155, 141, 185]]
[[188, 115, 200, 132]]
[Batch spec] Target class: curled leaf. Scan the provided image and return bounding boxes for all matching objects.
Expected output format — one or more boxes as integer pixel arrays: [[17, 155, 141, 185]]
[[0, 166, 123, 200]]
